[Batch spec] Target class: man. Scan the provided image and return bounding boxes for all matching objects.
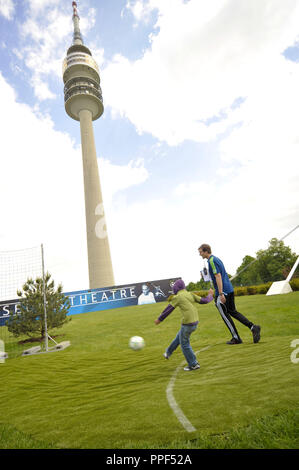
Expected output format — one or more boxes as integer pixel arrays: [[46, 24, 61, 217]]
[[154, 278, 213, 371], [138, 284, 156, 305], [198, 244, 261, 345]]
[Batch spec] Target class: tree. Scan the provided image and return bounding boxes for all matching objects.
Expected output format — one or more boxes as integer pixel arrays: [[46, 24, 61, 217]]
[[233, 238, 298, 286], [186, 278, 209, 291], [254, 238, 298, 283], [7, 272, 71, 340], [232, 255, 261, 286]]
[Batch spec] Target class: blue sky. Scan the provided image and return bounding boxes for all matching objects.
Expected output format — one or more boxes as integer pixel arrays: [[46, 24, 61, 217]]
[[0, 0, 299, 296]]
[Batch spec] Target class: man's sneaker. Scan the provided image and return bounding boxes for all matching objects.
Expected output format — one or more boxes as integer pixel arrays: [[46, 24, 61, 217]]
[[184, 363, 200, 371], [226, 338, 243, 345], [251, 325, 261, 343], [163, 352, 169, 360]]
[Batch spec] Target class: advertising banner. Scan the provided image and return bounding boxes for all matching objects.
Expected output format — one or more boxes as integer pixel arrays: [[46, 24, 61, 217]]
[[0, 277, 180, 325]]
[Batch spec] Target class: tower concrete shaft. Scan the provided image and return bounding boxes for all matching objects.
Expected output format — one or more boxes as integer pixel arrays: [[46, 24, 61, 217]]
[[79, 108, 114, 288], [63, 1, 114, 288]]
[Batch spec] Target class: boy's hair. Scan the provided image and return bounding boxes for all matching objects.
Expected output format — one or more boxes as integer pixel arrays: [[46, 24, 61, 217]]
[[198, 243, 212, 254]]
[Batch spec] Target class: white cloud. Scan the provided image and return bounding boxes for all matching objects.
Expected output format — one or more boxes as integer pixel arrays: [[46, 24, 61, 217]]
[[0, 0, 15, 20], [174, 181, 212, 198], [17, 10, 71, 100], [99, 0, 299, 277], [14, 2, 97, 101], [99, 157, 149, 207], [103, 0, 299, 145], [30, 76, 56, 100], [125, 0, 156, 26], [27, 0, 60, 16], [0, 73, 152, 294], [0, 72, 86, 288]]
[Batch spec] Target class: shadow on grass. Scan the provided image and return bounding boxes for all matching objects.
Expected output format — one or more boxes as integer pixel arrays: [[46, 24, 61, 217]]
[[17, 333, 66, 345]]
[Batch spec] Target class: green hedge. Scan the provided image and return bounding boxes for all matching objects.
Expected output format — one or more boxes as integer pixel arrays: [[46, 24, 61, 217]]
[[290, 278, 299, 291], [186, 278, 299, 298]]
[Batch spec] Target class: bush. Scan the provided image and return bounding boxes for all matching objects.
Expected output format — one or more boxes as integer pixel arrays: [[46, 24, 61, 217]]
[[290, 278, 299, 291], [234, 287, 246, 296], [233, 283, 272, 296], [177, 279, 298, 298], [246, 286, 257, 295]]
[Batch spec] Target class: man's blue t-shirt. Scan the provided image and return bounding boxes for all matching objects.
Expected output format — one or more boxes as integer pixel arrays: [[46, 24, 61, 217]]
[[207, 255, 234, 297]]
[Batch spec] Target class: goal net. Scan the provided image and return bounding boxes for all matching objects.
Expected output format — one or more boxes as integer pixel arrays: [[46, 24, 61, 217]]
[[0, 245, 44, 360]]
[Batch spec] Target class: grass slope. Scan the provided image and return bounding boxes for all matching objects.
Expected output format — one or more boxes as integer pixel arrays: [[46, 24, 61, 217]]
[[0, 292, 298, 449]]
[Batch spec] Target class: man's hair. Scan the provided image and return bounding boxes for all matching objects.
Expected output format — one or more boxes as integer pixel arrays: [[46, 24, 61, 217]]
[[198, 244, 211, 254]]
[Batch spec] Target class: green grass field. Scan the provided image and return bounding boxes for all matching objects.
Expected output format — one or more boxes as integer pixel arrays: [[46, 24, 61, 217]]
[[0, 292, 299, 449]]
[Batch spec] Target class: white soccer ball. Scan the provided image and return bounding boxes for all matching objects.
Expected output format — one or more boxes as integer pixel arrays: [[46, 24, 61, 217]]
[[129, 336, 145, 351]]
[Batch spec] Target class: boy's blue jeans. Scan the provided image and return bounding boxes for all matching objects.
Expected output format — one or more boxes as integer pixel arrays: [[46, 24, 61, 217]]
[[166, 323, 198, 367]]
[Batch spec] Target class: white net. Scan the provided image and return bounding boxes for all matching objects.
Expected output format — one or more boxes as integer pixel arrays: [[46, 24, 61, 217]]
[[0, 245, 43, 360]]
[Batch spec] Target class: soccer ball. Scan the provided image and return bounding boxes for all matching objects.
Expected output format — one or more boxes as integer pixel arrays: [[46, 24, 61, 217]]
[[129, 336, 145, 351]]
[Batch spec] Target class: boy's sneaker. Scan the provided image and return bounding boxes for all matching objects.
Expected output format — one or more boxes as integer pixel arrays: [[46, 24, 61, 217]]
[[163, 352, 169, 360], [184, 363, 200, 371], [226, 338, 242, 345], [251, 325, 261, 343]]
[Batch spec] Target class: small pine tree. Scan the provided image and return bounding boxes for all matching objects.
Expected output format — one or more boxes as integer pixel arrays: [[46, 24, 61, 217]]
[[7, 272, 71, 340]]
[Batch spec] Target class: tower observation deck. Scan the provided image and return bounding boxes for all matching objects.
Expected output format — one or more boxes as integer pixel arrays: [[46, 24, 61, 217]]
[[63, 1, 115, 289], [63, 1, 103, 120]]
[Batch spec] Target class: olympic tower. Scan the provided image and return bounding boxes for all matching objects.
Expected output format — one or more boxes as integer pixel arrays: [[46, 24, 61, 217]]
[[63, 1, 115, 289]]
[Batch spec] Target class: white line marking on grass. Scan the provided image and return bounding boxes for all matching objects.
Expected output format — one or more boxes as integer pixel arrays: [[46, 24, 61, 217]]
[[166, 345, 211, 433]]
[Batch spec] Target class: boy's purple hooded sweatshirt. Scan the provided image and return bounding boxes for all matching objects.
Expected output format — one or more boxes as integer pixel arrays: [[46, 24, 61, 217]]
[[172, 279, 186, 294], [157, 279, 213, 323]]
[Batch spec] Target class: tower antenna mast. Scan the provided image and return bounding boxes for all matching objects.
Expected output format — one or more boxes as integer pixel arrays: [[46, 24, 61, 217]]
[[72, 1, 83, 45]]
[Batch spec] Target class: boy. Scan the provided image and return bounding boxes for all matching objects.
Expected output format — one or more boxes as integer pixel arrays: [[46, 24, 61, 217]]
[[154, 278, 213, 371]]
